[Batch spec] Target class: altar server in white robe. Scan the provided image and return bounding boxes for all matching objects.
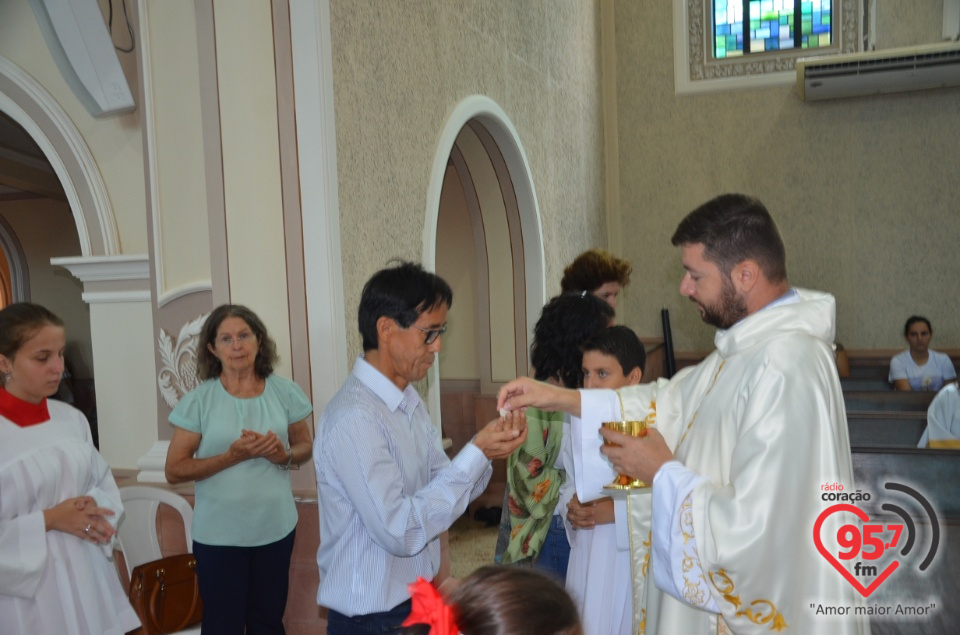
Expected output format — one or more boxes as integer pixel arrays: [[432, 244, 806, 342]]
[[0, 303, 139, 635], [499, 194, 869, 635]]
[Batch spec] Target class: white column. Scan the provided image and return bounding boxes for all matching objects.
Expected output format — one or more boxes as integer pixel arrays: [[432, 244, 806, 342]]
[[51, 255, 159, 474], [289, 0, 349, 410]]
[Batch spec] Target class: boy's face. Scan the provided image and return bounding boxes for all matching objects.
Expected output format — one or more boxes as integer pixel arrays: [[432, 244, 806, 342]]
[[581, 350, 642, 389]]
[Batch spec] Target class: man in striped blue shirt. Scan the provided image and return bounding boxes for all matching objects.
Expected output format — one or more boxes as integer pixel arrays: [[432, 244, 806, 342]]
[[314, 261, 527, 634]]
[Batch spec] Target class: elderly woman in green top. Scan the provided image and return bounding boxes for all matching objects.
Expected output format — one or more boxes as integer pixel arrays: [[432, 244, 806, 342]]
[[165, 304, 313, 635], [495, 293, 613, 581]]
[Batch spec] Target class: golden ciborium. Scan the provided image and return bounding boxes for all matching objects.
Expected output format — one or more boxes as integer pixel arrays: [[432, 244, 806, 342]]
[[601, 419, 650, 490], [602, 389, 651, 490]]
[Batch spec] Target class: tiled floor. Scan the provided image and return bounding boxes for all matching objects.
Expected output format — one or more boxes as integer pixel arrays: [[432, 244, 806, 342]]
[[116, 483, 501, 634], [448, 507, 501, 579]]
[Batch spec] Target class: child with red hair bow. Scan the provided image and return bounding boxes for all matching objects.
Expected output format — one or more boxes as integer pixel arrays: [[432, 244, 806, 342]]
[[401, 566, 582, 635]]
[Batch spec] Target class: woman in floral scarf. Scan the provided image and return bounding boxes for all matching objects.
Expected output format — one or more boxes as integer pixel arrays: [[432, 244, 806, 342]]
[[493, 292, 613, 580]]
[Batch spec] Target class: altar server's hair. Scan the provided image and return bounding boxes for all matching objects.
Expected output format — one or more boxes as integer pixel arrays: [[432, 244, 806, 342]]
[[580, 325, 646, 376], [0, 303, 65, 367]]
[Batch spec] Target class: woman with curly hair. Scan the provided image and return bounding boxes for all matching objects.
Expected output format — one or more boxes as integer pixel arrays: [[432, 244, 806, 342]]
[[494, 293, 613, 581], [559, 248, 632, 309]]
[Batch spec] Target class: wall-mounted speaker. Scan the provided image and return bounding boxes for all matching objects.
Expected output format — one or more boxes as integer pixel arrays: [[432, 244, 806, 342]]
[[29, 0, 135, 118]]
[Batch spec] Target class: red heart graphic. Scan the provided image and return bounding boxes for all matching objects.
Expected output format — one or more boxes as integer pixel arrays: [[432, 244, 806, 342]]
[[813, 503, 899, 597]]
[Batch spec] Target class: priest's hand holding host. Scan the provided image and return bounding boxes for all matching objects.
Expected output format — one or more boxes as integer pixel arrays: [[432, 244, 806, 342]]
[[496, 378, 673, 485]]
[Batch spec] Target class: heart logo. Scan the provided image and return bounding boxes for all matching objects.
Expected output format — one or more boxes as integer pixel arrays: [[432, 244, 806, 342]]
[[813, 503, 899, 597]]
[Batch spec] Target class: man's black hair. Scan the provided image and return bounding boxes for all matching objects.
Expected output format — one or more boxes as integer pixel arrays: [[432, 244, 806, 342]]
[[358, 261, 453, 351]]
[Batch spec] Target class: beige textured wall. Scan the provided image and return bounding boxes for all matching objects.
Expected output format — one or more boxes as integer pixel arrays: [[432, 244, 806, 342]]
[[876, 2, 943, 48], [615, 2, 960, 351], [329, 0, 607, 357], [0, 0, 147, 254]]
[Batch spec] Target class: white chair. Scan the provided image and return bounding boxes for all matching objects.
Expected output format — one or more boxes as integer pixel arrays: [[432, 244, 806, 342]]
[[117, 486, 201, 635]]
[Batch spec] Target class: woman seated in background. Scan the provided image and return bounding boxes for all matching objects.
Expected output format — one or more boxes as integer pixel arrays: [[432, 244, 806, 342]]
[[165, 304, 314, 634], [401, 566, 582, 635], [889, 316, 957, 391], [559, 248, 632, 309], [0, 303, 140, 635]]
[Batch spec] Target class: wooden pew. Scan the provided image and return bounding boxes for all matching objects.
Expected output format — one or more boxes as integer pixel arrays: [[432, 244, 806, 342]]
[[849, 448, 960, 634], [840, 377, 892, 392], [845, 350, 891, 381], [847, 364, 891, 380], [847, 414, 926, 449], [843, 390, 935, 414]]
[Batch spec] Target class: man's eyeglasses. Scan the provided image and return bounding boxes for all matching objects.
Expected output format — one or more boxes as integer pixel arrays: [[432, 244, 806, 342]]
[[411, 324, 447, 345], [216, 332, 256, 347]]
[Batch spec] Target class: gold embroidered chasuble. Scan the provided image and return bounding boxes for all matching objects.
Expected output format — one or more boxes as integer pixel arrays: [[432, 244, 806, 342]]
[[576, 289, 870, 635]]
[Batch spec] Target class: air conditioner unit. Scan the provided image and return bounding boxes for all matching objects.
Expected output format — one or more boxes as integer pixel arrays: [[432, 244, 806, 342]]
[[797, 41, 960, 101]]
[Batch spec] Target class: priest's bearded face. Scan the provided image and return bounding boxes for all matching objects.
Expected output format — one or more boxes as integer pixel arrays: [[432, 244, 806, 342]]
[[679, 243, 748, 329]]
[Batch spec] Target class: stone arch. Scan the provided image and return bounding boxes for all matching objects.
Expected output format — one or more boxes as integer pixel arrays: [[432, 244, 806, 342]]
[[0, 54, 119, 256], [424, 94, 546, 342], [423, 95, 546, 424]]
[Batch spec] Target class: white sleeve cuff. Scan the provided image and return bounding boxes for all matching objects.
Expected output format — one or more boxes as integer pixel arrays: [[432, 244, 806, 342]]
[[651, 461, 719, 613], [571, 389, 619, 503]]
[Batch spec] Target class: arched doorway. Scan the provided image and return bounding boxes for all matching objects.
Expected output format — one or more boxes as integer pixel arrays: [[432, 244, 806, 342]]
[[425, 96, 545, 507], [0, 55, 126, 448], [0, 56, 119, 257]]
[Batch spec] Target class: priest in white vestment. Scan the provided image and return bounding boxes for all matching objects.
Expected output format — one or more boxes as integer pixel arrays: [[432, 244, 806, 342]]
[[499, 194, 870, 635]]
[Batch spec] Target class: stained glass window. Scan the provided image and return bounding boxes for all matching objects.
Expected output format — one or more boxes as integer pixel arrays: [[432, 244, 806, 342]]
[[713, 1, 832, 59]]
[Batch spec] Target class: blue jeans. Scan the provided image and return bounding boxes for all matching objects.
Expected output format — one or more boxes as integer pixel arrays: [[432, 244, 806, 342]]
[[326, 599, 412, 635], [535, 514, 571, 583]]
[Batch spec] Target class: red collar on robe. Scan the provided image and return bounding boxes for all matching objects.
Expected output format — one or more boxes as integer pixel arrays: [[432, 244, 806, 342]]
[[0, 388, 50, 427]]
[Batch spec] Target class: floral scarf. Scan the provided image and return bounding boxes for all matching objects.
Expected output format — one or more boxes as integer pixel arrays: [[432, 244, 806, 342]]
[[497, 407, 565, 563]]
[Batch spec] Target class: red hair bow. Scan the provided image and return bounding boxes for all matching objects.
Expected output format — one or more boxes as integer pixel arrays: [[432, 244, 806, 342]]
[[401, 577, 458, 635]]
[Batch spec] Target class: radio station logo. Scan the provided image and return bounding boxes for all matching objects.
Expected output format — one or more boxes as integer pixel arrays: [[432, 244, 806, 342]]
[[814, 482, 940, 598]]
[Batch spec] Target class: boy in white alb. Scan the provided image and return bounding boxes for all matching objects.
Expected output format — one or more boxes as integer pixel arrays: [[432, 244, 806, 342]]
[[562, 325, 646, 635]]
